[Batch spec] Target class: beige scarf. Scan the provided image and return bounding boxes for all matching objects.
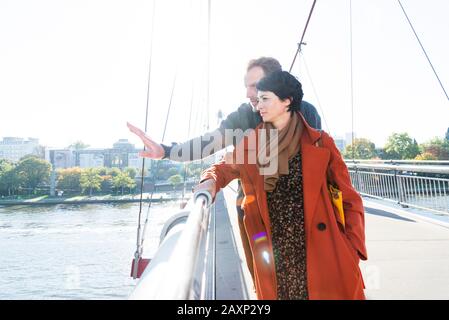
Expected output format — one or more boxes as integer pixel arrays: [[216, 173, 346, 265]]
[[257, 112, 304, 192]]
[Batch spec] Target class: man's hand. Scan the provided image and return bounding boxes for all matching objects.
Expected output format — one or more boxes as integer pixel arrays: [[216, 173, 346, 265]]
[[193, 179, 217, 202], [127, 122, 165, 159]]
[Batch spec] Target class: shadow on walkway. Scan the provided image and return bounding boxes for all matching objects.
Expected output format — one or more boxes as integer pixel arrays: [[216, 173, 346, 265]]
[[365, 207, 415, 222]]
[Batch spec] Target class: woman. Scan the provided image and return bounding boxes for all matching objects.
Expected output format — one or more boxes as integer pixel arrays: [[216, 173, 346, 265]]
[[196, 71, 367, 300]]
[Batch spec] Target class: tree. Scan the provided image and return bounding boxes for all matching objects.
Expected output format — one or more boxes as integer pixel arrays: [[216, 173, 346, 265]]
[[168, 174, 183, 190], [96, 167, 108, 176], [20, 154, 41, 161], [384, 133, 420, 160], [415, 152, 437, 161], [343, 138, 377, 159], [100, 175, 113, 193], [80, 169, 102, 196], [124, 167, 137, 179], [108, 167, 122, 177], [112, 171, 136, 195], [15, 156, 51, 194], [68, 141, 90, 150], [56, 167, 82, 193], [0, 160, 22, 196], [157, 168, 166, 180], [0, 168, 23, 196], [419, 137, 449, 160], [168, 167, 180, 177]]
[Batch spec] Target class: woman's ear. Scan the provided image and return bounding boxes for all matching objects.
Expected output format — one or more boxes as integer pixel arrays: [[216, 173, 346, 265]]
[[283, 97, 293, 109]]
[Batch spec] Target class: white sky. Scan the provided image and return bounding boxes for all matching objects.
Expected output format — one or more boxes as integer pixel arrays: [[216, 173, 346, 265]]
[[1, 0, 448, 149]]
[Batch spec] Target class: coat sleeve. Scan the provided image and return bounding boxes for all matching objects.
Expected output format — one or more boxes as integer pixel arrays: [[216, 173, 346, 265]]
[[323, 132, 368, 261], [200, 158, 241, 195]]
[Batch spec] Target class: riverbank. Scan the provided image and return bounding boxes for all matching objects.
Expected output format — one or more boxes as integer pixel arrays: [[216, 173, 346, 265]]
[[0, 192, 191, 206]]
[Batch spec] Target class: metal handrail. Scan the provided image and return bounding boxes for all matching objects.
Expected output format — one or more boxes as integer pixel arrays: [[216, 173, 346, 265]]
[[129, 190, 215, 300], [346, 162, 449, 174], [347, 163, 449, 215], [345, 159, 449, 165]]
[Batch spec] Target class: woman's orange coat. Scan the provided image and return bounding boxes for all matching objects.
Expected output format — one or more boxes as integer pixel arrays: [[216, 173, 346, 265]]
[[202, 115, 367, 300]]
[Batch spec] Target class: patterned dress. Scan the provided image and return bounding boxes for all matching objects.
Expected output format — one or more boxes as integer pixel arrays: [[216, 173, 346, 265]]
[[266, 151, 308, 300]]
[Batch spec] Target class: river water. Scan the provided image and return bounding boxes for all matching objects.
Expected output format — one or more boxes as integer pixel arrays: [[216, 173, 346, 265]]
[[0, 201, 182, 300]]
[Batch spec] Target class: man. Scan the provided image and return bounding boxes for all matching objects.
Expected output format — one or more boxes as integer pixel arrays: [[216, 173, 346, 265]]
[[127, 57, 321, 281]]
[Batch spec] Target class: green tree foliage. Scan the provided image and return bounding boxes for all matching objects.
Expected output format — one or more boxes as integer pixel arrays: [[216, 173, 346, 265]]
[[108, 167, 122, 177], [182, 162, 204, 180], [124, 167, 137, 179], [0, 160, 22, 196], [68, 141, 90, 150], [19, 154, 41, 161], [168, 174, 183, 189], [419, 137, 449, 160], [96, 167, 108, 176], [157, 168, 166, 180], [168, 167, 180, 177], [56, 167, 82, 193], [15, 156, 51, 193], [100, 175, 113, 193], [80, 169, 102, 196], [343, 138, 377, 159], [384, 133, 420, 160], [112, 171, 136, 195]]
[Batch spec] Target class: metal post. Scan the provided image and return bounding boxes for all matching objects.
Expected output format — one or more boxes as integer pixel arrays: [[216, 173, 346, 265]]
[[395, 169, 406, 207], [50, 169, 56, 197]]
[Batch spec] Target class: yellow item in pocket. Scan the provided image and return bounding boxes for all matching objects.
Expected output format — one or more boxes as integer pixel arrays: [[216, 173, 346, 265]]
[[315, 132, 346, 229], [328, 184, 345, 227]]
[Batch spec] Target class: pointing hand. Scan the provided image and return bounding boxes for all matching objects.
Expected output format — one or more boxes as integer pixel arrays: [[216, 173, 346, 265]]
[[127, 122, 165, 160]]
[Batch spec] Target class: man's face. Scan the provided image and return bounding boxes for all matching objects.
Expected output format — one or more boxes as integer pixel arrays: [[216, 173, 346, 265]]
[[244, 66, 265, 108]]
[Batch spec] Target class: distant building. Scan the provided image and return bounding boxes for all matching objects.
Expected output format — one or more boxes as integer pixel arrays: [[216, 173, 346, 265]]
[[113, 139, 135, 152], [127, 152, 145, 170], [46, 148, 76, 169], [334, 138, 346, 152], [0, 137, 41, 162], [78, 149, 105, 168], [45, 139, 152, 170], [345, 132, 357, 146]]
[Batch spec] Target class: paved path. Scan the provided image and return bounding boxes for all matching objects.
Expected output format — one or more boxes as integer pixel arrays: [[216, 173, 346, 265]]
[[214, 188, 256, 299], [361, 199, 449, 299]]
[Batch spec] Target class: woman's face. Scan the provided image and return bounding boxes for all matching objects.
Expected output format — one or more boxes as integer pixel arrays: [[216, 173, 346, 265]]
[[256, 91, 291, 123]]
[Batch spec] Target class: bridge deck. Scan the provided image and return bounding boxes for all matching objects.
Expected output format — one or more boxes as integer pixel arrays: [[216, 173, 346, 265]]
[[214, 181, 449, 300]]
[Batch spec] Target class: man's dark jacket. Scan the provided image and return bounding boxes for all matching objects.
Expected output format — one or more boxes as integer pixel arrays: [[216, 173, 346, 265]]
[[162, 100, 321, 161]]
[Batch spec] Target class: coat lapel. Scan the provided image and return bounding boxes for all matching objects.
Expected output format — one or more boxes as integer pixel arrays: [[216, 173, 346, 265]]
[[301, 135, 330, 235]]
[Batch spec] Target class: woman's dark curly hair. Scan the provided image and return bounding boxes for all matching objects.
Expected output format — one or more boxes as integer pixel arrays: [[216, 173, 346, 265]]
[[256, 71, 303, 112]]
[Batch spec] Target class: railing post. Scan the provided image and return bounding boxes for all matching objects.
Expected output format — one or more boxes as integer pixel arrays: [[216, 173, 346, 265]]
[[355, 164, 361, 192], [394, 166, 408, 208]]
